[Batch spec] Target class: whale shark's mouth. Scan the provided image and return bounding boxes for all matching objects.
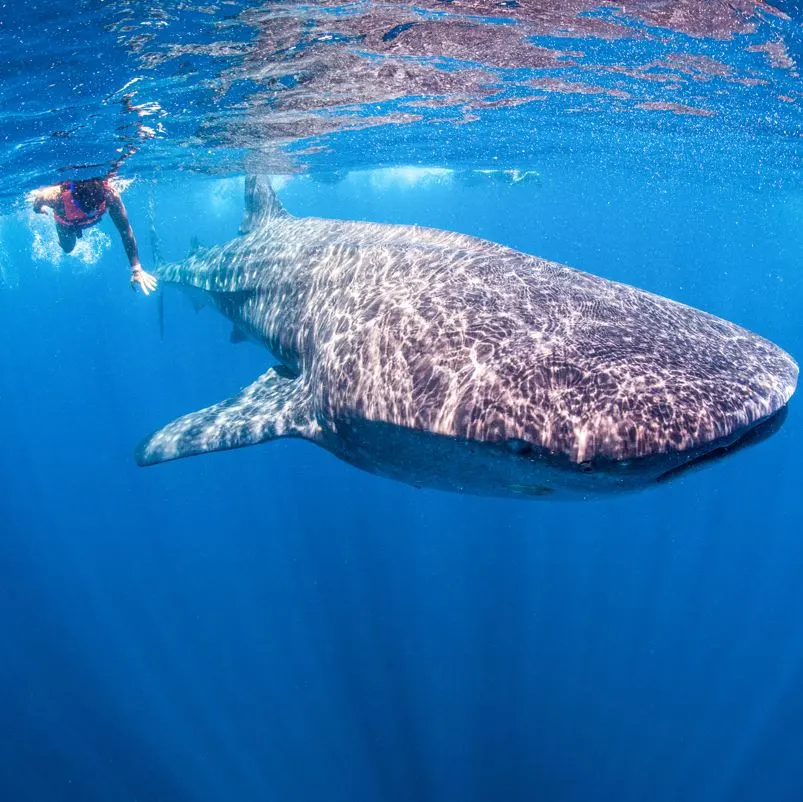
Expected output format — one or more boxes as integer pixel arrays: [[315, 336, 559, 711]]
[[655, 405, 789, 484]]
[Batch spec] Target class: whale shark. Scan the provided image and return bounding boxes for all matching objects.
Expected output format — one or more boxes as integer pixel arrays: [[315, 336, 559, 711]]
[[136, 178, 798, 498]]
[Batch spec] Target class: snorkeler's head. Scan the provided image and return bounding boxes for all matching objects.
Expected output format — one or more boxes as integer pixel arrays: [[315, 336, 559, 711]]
[[71, 178, 107, 211]]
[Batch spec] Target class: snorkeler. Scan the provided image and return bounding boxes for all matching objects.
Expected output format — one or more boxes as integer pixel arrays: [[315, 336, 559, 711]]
[[31, 177, 158, 295]]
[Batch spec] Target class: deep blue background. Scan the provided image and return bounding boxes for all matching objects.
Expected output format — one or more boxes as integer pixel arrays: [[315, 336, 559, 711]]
[[1, 169, 802, 802]]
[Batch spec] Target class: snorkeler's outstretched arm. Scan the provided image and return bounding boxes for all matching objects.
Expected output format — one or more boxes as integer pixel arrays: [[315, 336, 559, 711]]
[[106, 185, 158, 296], [106, 186, 140, 266]]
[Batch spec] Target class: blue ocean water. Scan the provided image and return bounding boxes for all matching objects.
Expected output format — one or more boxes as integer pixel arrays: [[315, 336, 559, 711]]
[[1, 2, 803, 801]]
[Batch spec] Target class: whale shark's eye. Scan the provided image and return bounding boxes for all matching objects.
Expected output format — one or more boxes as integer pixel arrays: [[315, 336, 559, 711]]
[[505, 439, 532, 456]]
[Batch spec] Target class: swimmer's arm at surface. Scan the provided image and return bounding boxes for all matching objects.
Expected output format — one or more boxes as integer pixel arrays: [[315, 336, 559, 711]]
[[106, 186, 141, 269], [32, 185, 61, 213], [106, 185, 158, 296]]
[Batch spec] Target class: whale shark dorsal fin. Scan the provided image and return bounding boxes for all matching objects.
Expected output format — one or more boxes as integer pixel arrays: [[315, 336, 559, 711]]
[[135, 366, 317, 466], [239, 176, 289, 234]]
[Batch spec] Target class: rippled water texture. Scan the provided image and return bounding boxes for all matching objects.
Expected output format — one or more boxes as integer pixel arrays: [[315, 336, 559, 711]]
[[1, 0, 799, 205]]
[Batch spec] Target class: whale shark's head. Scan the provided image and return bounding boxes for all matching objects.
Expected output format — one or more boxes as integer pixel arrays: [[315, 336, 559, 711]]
[[323, 323, 797, 499]]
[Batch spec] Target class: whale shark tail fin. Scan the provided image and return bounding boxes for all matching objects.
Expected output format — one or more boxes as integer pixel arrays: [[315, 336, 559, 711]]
[[239, 175, 289, 235], [135, 365, 318, 466]]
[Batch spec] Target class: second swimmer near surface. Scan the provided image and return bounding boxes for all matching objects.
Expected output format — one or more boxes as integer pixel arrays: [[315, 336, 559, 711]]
[[31, 176, 158, 296]]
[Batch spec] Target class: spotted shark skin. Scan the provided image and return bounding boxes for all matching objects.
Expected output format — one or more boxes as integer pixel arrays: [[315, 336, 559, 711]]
[[136, 178, 797, 498]]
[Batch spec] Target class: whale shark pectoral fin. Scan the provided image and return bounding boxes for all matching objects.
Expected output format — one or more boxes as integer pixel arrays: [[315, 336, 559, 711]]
[[135, 366, 316, 467]]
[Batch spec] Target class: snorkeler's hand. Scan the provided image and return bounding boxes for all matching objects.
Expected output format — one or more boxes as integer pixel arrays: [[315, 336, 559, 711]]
[[130, 265, 158, 296]]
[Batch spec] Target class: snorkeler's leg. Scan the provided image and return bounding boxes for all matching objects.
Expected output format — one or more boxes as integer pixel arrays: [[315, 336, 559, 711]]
[[56, 224, 77, 253]]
